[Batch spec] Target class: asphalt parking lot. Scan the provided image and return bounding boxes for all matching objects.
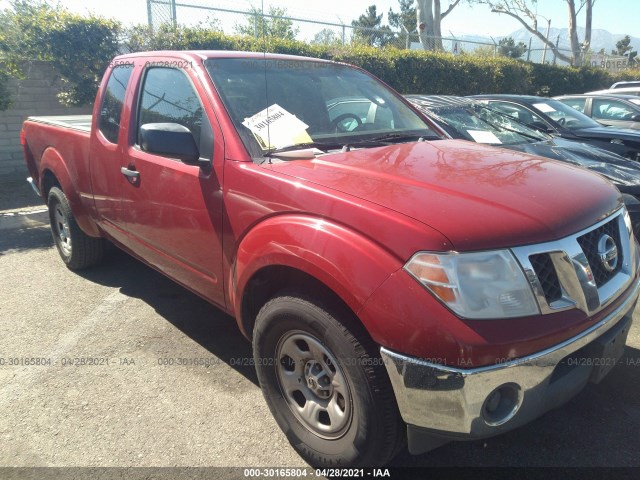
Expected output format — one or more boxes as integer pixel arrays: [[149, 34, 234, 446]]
[[1, 177, 640, 472]]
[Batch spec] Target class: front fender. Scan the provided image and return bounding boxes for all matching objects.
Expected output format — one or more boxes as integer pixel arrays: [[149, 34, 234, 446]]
[[40, 147, 101, 237], [233, 214, 403, 335]]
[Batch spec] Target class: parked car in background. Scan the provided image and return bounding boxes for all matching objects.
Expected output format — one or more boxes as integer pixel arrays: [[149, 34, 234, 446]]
[[469, 94, 640, 161], [407, 95, 640, 234], [610, 81, 640, 89], [587, 87, 640, 97], [555, 94, 640, 130]]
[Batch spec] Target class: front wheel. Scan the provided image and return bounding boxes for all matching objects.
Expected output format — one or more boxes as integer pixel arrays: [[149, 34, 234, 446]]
[[48, 186, 104, 270], [253, 292, 404, 467]]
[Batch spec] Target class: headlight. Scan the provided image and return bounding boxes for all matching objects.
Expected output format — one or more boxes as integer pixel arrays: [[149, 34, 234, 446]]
[[404, 250, 539, 319]]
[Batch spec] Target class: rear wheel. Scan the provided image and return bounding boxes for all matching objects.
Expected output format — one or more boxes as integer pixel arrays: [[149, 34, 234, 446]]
[[48, 186, 104, 270], [253, 292, 404, 467]]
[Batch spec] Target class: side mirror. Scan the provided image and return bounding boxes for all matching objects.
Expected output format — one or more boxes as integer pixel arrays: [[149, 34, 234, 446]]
[[631, 114, 640, 122], [139, 123, 201, 164]]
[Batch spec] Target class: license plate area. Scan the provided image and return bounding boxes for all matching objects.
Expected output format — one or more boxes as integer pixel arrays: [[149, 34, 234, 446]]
[[589, 315, 632, 383]]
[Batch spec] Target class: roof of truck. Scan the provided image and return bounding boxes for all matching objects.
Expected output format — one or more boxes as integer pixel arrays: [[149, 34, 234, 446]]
[[116, 50, 335, 63]]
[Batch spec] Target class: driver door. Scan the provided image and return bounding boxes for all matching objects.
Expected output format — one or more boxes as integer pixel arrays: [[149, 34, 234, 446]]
[[119, 65, 226, 306]]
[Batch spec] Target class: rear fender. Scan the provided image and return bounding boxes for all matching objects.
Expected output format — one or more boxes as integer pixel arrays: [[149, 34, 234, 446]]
[[40, 147, 101, 237]]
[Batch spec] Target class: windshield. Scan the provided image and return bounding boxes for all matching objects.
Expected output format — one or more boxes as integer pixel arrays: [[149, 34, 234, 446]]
[[530, 99, 602, 130], [430, 103, 548, 145], [204, 58, 436, 158]]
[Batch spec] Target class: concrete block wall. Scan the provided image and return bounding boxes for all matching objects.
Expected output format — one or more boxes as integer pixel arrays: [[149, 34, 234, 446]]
[[0, 61, 93, 179]]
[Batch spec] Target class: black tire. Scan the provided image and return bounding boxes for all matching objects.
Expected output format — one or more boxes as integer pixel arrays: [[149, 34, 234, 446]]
[[48, 186, 104, 270], [253, 292, 404, 468]]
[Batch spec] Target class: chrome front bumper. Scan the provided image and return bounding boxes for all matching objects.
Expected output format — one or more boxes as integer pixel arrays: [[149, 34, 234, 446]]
[[381, 276, 639, 439]]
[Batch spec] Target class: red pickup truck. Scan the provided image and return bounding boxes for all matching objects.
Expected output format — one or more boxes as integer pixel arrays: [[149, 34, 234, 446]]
[[22, 51, 640, 467]]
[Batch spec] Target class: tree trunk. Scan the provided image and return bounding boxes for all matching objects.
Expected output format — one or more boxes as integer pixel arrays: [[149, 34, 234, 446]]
[[485, 0, 588, 65], [416, 0, 436, 50], [416, 0, 461, 51], [584, 0, 593, 56], [433, 0, 443, 50], [567, 0, 581, 66]]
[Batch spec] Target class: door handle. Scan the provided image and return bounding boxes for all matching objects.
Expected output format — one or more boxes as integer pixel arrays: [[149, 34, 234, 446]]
[[120, 166, 140, 179]]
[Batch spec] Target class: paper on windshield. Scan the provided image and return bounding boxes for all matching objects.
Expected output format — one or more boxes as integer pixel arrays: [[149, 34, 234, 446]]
[[533, 103, 556, 113], [242, 104, 313, 150], [467, 130, 502, 144]]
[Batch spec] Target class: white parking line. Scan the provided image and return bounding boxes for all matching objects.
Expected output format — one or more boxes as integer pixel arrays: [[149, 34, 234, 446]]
[[0, 207, 48, 217], [0, 289, 129, 404]]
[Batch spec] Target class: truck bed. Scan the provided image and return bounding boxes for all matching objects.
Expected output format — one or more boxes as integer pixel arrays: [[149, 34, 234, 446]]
[[22, 115, 93, 207], [27, 115, 92, 133]]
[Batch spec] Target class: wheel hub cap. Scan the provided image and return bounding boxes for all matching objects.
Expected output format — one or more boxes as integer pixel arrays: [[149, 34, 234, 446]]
[[276, 331, 352, 439], [54, 205, 72, 255], [304, 360, 332, 399]]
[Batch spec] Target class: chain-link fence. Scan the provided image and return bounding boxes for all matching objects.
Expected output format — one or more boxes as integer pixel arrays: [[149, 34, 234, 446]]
[[146, 0, 586, 66]]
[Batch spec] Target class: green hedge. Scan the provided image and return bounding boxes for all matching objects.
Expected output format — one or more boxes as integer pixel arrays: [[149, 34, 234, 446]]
[[2, 13, 638, 112], [124, 25, 639, 97], [0, 1, 120, 109]]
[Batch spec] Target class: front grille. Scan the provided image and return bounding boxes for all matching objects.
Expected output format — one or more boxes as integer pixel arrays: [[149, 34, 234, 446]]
[[577, 218, 623, 287], [513, 209, 634, 316], [530, 253, 562, 303]]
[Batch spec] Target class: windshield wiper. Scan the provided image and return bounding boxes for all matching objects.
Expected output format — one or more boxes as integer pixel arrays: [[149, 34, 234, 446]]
[[261, 133, 435, 162], [474, 106, 548, 142], [264, 141, 340, 156], [484, 121, 544, 142], [343, 132, 438, 149], [260, 142, 346, 163], [364, 132, 438, 143]]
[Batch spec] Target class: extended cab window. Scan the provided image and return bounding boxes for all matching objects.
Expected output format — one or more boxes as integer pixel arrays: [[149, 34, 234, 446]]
[[98, 64, 134, 144], [138, 67, 204, 147]]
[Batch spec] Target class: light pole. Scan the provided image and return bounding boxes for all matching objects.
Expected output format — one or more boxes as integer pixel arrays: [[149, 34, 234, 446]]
[[537, 14, 552, 64]]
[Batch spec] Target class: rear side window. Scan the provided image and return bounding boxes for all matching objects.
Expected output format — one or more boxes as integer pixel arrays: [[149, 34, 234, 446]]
[[592, 98, 637, 121], [137, 67, 204, 146], [562, 98, 586, 113], [98, 64, 134, 144]]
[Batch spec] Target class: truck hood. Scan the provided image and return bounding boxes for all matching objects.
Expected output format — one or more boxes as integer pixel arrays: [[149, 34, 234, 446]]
[[268, 140, 621, 251], [503, 137, 640, 193]]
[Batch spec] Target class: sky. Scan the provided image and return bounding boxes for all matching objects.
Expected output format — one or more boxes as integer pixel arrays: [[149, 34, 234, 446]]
[[0, 0, 638, 40]]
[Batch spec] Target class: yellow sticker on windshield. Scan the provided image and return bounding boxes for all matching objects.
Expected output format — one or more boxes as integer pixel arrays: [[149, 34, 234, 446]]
[[242, 104, 313, 150]]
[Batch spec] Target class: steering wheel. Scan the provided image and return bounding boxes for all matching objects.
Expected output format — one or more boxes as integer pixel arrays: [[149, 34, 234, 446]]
[[331, 113, 363, 133]]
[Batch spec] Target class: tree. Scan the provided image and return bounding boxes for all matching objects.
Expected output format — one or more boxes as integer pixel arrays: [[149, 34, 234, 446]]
[[613, 35, 637, 66], [415, 0, 467, 51], [235, 6, 299, 40], [351, 5, 394, 47], [0, 0, 120, 107], [389, 0, 417, 48], [473, 44, 497, 57], [479, 0, 596, 66], [312, 28, 342, 46], [498, 36, 527, 58]]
